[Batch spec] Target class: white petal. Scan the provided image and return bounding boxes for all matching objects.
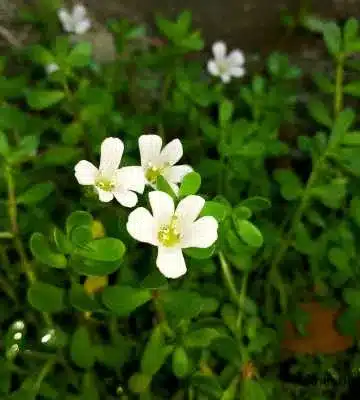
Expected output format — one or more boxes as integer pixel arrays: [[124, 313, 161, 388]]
[[57, 9, 73, 32], [156, 247, 187, 279], [212, 41, 226, 60], [228, 50, 245, 66], [74, 19, 91, 35], [116, 166, 145, 194], [46, 63, 59, 74], [181, 216, 218, 248], [139, 135, 162, 167], [99, 137, 124, 177], [168, 182, 179, 196], [221, 74, 231, 84], [175, 195, 205, 228], [159, 139, 183, 166], [74, 160, 98, 185], [127, 207, 158, 245], [149, 191, 174, 225], [230, 66, 245, 78], [163, 165, 193, 184], [207, 60, 219, 76], [72, 4, 88, 23], [114, 190, 138, 208], [96, 188, 113, 202]]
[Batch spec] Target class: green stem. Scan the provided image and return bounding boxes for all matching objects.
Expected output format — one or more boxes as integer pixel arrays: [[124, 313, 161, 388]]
[[33, 357, 56, 392], [218, 251, 238, 304], [0, 274, 18, 303], [334, 54, 344, 117], [0, 231, 13, 239], [236, 272, 249, 331]]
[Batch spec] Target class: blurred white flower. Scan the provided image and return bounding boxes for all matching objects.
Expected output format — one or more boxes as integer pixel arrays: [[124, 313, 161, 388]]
[[45, 63, 60, 74], [127, 191, 218, 279], [139, 135, 192, 195], [207, 41, 245, 83], [74, 137, 145, 207], [57, 3, 91, 35]]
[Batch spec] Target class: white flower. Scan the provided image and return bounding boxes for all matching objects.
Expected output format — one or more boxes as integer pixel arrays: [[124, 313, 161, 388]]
[[74, 137, 145, 207], [207, 41, 245, 83], [126, 191, 218, 279], [45, 63, 60, 75], [57, 3, 91, 35], [139, 135, 193, 194]]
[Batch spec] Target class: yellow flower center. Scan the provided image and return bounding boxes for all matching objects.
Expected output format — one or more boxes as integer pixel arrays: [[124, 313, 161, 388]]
[[158, 215, 181, 247], [95, 177, 115, 192], [145, 162, 169, 184]]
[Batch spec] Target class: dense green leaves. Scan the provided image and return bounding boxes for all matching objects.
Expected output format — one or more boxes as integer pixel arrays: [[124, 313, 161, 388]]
[[27, 282, 65, 313], [30, 233, 67, 268], [25, 90, 65, 110], [102, 286, 151, 316]]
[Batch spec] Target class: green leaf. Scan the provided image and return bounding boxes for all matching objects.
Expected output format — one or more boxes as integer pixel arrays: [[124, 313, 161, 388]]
[[40, 146, 81, 166], [342, 132, 360, 146], [239, 196, 271, 212], [70, 327, 95, 369], [310, 178, 347, 209], [233, 205, 252, 220], [241, 380, 266, 400], [128, 373, 151, 394], [191, 374, 223, 398], [184, 244, 216, 260], [70, 226, 93, 248], [102, 286, 151, 316], [27, 282, 65, 313], [25, 90, 65, 110], [178, 172, 201, 197], [156, 175, 177, 199], [328, 247, 350, 272], [219, 99, 234, 127], [17, 182, 54, 205], [337, 307, 360, 336], [343, 288, 360, 308], [76, 238, 125, 262], [201, 201, 230, 222], [344, 18, 359, 52], [27, 44, 54, 65], [234, 220, 263, 248], [184, 328, 221, 348], [221, 379, 238, 400], [0, 131, 10, 157], [66, 211, 93, 234], [30, 233, 67, 269], [141, 325, 173, 376], [172, 347, 189, 378], [322, 22, 342, 55], [161, 290, 207, 320], [53, 227, 72, 254], [307, 99, 332, 127], [69, 283, 101, 312], [330, 108, 355, 146], [67, 42, 92, 67], [344, 81, 360, 97], [273, 169, 303, 200], [350, 196, 360, 227]]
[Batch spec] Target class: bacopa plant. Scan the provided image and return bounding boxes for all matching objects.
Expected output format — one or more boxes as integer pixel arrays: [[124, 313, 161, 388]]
[[1, 2, 360, 399]]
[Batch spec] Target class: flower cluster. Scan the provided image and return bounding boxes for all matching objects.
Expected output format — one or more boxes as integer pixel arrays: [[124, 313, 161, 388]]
[[74, 136, 218, 279]]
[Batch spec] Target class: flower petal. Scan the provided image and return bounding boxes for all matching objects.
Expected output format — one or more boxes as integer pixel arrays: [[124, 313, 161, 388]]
[[74, 160, 98, 185], [207, 60, 219, 76], [228, 50, 245, 66], [74, 19, 91, 35], [156, 247, 187, 279], [181, 216, 218, 248], [149, 191, 174, 225], [220, 74, 231, 83], [230, 66, 245, 78], [72, 4, 88, 23], [46, 63, 60, 74], [159, 138, 183, 166], [163, 165, 193, 184], [57, 9, 73, 32], [212, 41, 226, 60], [99, 137, 124, 177], [116, 166, 145, 194], [139, 135, 162, 167], [175, 195, 205, 228], [114, 190, 138, 208], [96, 188, 114, 202], [127, 207, 158, 245]]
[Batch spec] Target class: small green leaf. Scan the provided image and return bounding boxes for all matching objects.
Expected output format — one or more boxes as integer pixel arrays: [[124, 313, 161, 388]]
[[184, 244, 216, 260], [201, 201, 230, 222], [337, 307, 360, 336], [233, 205, 252, 220], [330, 108, 355, 146], [76, 238, 125, 262], [70, 327, 95, 369], [53, 227, 72, 254], [156, 175, 177, 199], [241, 380, 266, 400], [70, 226, 93, 248], [239, 196, 271, 212], [307, 99, 332, 127], [310, 178, 347, 209], [128, 373, 151, 394], [328, 247, 350, 272], [234, 220, 263, 248], [40, 146, 81, 166], [184, 328, 221, 348], [26, 90, 65, 110], [67, 42, 92, 67], [102, 286, 151, 316], [27, 282, 65, 313], [178, 172, 201, 197], [0, 131, 10, 157], [322, 22, 342, 55], [172, 347, 189, 378], [273, 169, 303, 200], [17, 182, 54, 205], [343, 288, 360, 308], [342, 132, 360, 146], [30, 233, 67, 269], [66, 211, 93, 235], [219, 99, 233, 127], [161, 290, 206, 320]]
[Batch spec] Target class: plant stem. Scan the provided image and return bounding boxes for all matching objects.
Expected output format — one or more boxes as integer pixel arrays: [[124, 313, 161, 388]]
[[33, 357, 56, 392], [334, 54, 344, 117], [218, 251, 238, 304], [0, 231, 13, 239], [236, 272, 249, 331]]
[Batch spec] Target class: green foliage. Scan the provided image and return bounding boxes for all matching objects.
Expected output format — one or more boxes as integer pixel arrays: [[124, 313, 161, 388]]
[[0, 5, 359, 400]]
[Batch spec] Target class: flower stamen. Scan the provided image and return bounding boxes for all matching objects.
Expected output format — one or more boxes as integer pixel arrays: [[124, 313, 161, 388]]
[[95, 176, 115, 192], [158, 215, 181, 247]]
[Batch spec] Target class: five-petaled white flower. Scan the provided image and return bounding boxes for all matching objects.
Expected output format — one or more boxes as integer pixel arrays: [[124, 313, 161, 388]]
[[126, 191, 218, 279], [45, 63, 60, 75], [207, 41, 245, 83], [57, 3, 91, 35], [74, 137, 145, 207], [139, 135, 192, 195]]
